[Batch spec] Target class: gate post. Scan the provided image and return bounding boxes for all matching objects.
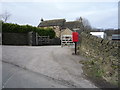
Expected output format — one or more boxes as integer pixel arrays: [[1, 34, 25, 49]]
[[28, 31, 33, 46], [36, 33, 38, 46]]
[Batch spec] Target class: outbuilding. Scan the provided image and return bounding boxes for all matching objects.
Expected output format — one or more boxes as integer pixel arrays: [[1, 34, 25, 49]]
[[90, 32, 107, 39]]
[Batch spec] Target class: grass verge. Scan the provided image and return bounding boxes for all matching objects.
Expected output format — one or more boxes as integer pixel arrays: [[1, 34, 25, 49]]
[[79, 59, 118, 89]]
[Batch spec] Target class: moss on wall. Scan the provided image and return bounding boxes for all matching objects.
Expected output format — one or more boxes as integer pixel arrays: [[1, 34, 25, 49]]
[[79, 32, 119, 86]]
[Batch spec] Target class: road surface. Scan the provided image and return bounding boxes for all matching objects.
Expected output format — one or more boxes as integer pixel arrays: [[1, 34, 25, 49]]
[[2, 45, 98, 88]]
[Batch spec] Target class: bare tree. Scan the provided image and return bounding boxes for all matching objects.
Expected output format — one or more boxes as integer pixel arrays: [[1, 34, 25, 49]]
[[76, 17, 92, 32], [0, 11, 11, 22]]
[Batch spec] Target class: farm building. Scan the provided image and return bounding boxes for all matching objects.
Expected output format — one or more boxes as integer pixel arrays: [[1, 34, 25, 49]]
[[38, 19, 83, 38]]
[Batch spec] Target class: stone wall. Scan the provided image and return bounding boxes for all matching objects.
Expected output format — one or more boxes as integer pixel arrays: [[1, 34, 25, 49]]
[[79, 32, 119, 86], [61, 28, 72, 36], [53, 26, 61, 38]]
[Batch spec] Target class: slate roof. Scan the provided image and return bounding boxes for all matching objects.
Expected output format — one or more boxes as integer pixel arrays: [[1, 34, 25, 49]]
[[38, 19, 66, 27], [38, 19, 83, 30], [64, 21, 82, 30]]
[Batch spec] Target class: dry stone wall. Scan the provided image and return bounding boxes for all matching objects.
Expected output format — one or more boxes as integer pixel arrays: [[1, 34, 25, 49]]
[[79, 32, 119, 59], [79, 32, 119, 86]]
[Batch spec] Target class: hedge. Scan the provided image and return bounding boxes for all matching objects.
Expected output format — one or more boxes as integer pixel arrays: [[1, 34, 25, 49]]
[[2, 22, 55, 39]]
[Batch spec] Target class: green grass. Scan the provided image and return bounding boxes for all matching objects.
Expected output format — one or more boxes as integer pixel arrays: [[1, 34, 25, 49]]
[[79, 58, 118, 87], [80, 59, 104, 78]]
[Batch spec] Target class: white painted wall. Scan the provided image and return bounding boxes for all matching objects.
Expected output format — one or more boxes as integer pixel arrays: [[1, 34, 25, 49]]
[[90, 32, 107, 39]]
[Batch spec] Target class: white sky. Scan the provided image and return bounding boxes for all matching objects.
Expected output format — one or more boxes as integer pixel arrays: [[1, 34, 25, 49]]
[[1, 0, 119, 29]]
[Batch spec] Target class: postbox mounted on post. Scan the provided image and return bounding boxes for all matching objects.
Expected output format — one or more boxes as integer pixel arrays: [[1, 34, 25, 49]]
[[72, 32, 79, 42], [72, 32, 79, 55]]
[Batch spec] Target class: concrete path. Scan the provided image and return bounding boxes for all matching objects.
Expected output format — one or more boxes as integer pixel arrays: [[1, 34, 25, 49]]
[[2, 45, 98, 88]]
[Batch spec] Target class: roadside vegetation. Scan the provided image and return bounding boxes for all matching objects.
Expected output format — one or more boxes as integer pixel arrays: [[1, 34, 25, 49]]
[[78, 31, 118, 88], [2, 22, 55, 39], [79, 56, 118, 88]]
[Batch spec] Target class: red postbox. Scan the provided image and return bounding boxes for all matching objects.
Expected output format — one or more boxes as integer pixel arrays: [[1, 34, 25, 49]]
[[72, 32, 79, 42]]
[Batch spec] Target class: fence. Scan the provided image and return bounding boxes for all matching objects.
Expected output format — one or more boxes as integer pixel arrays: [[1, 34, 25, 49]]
[[2, 32, 61, 46], [2, 33, 29, 45]]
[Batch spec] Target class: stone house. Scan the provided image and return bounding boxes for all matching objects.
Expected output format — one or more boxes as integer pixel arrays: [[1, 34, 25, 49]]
[[38, 19, 83, 39]]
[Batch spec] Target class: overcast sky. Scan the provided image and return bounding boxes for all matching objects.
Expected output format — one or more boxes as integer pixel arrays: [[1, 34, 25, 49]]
[[1, 0, 119, 29]]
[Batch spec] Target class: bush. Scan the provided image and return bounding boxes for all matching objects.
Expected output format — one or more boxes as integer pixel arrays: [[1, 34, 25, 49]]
[[2, 23, 55, 38]]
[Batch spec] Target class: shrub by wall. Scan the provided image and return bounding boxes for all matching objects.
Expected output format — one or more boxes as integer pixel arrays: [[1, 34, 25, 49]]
[[2, 23, 55, 39], [2, 23, 55, 45], [79, 32, 119, 86]]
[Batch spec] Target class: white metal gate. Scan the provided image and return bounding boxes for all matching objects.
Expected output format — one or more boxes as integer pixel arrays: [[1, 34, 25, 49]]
[[61, 35, 74, 48]]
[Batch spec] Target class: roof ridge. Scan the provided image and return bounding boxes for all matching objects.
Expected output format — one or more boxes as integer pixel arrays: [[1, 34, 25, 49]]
[[43, 19, 66, 22], [66, 21, 80, 23]]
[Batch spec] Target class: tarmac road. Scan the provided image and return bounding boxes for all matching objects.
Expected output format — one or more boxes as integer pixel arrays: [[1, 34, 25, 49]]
[[2, 45, 98, 88]]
